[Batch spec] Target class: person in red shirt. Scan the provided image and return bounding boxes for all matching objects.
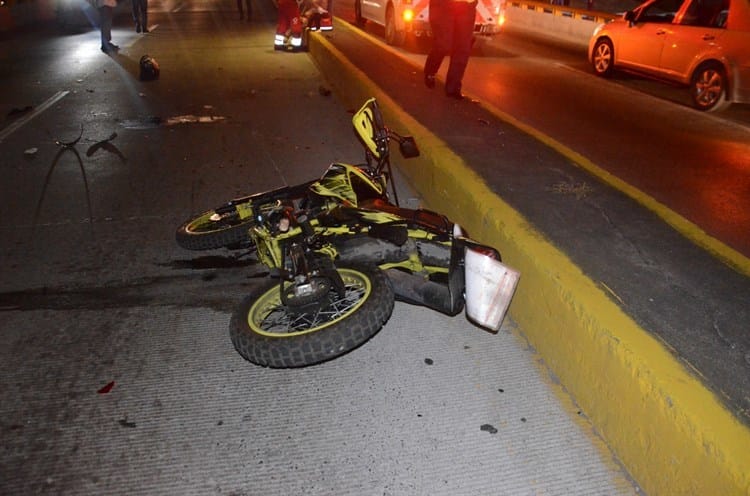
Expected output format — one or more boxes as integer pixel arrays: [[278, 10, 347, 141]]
[[275, 0, 303, 51]]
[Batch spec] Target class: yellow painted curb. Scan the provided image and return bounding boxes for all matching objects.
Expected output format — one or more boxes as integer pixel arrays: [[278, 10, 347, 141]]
[[310, 26, 750, 496]]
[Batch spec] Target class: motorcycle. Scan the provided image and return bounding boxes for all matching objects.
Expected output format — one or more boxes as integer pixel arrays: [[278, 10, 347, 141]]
[[176, 98, 519, 368]]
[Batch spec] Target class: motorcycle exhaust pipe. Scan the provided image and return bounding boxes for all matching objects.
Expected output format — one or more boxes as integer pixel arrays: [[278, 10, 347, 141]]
[[385, 268, 464, 316]]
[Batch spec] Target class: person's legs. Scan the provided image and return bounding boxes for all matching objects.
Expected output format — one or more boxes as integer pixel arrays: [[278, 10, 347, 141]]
[[276, 2, 295, 48], [99, 6, 114, 50], [444, 1, 476, 96], [424, 0, 452, 85], [141, 0, 148, 31], [133, 0, 148, 31], [289, 12, 303, 50], [132, 0, 140, 30]]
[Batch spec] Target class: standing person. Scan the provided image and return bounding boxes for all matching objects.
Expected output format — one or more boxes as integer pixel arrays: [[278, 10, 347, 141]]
[[132, 0, 149, 32], [97, 0, 119, 53], [423, 0, 477, 99], [237, 0, 251, 21], [274, 0, 303, 51], [300, 0, 330, 30]]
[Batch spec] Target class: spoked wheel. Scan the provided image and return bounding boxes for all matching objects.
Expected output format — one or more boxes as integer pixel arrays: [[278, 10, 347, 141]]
[[690, 63, 731, 112], [176, 182, 314, 251], [591, 38, 615, 78], [176, 208, 255, 251], [230, 266, 394, 368]]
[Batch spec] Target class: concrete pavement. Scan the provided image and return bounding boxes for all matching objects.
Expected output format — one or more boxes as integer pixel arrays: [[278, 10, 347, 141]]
[[0, 7, 639, 496]]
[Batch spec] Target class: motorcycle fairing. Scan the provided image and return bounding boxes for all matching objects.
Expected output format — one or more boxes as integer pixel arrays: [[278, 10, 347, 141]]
[[309, 163, 386, 207], [352, 98, 388, 160]]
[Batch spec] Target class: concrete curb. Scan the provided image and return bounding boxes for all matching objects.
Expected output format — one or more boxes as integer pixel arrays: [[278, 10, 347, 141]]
[[308, 25, 750, 496]]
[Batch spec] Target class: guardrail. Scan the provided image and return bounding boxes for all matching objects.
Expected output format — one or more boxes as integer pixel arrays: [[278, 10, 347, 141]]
[[501, 0, 618, 49]]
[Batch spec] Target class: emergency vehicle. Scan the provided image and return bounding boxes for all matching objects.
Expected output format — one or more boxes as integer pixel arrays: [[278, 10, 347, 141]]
[[354, 0, 505, 46]]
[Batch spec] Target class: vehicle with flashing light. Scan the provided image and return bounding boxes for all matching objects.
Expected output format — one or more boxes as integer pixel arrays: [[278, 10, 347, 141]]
[[354, 0, 506, 46]]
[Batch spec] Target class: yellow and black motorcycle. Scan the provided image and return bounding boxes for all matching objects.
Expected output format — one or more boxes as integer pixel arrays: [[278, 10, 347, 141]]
[[176, 98, 519, 368]]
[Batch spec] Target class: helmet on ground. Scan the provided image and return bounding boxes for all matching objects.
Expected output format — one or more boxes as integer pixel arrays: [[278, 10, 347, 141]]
[[139, 55, 160, 81]]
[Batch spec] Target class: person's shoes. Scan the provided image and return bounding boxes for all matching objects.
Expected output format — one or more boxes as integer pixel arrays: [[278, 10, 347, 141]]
[[101, 45, 111, 53], [424, 73, 436, 89], [136, 23, 141, 32], [142, 27, 149, 33], [108, 42, 119, 50], [446, 91, 464, 100]]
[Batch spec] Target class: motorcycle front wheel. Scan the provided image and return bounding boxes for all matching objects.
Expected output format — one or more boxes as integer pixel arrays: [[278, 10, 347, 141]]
[[230, 266, 394, 368], [176, 208, 255, 250]]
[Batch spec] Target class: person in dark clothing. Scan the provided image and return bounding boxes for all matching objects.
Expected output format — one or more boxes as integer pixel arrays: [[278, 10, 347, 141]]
[[97, 0, 119, 53], [237, 0, 251, 20], [423, 0, 477, 99], [132, 0, 149, 32]]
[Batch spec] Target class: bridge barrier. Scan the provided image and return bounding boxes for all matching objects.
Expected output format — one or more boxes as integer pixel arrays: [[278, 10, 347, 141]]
[[501, 0, 618, 49]]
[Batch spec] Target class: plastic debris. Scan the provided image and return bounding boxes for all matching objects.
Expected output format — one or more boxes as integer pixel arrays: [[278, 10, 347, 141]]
[[97, 381, 115, 394]]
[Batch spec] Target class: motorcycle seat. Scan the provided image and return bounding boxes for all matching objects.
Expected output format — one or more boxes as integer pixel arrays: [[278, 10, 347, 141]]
[[361, 199, 452, 234]]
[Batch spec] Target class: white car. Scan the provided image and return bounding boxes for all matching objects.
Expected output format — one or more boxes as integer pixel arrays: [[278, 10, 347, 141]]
[[588, 0, 750, 111], [354, 0, 504, 46]]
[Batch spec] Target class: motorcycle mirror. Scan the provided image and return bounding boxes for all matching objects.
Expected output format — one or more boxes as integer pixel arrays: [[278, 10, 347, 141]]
[[399, 136, 420, 159]]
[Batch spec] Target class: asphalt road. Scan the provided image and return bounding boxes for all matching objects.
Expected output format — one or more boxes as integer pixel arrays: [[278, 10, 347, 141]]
[[334, 0, 750, 260]]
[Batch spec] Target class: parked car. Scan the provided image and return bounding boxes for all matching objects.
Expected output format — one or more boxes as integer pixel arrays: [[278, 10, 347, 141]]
[[588, 0, 750, 111]]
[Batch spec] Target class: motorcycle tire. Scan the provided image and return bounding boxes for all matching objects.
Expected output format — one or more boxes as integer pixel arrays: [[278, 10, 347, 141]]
[[230, 265, 394, 368], [176, 208, 255, 251]]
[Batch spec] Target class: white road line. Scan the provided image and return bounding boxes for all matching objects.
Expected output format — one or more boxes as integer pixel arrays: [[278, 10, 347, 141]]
[[0, 90, 70, 144]]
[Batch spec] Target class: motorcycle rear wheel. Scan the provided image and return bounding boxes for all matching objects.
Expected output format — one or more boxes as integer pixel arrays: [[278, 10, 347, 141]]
[[176, 208, 254, 250], [230, 266, 394, 367]]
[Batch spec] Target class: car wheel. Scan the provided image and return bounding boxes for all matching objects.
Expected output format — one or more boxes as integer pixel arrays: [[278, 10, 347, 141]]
[[591, 38, 615, 78], [690, 63, 731, 112]]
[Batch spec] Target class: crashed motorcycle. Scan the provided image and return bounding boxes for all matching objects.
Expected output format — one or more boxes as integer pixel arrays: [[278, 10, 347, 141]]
[[176, 98, 519, 368]]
